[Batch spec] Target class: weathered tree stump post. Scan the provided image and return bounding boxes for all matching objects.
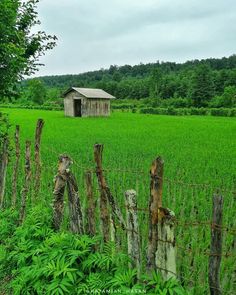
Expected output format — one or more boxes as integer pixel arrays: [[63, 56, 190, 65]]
[[208, 195, 223, 295], [147, 156, 177, 279], [85, 171, 96, 236], [147, 156, 164, 271], [94, 144, 110, 243], [155, 208, 176, 280], [19, 141, 31, 224], [34, 118, 44, 200], [52, 154, 72, 231], [110, 214, 117, 243], [0, 136, 8, 208], [0, 136, 9, 209], [125, 189, 141, 278], [67, 172, 84, 234], [12, 125, 20, 208], [94, 144, 126, 243]]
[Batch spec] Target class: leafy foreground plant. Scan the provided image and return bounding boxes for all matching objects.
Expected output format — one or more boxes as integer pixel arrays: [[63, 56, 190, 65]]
[[0, 205, 188, 295]]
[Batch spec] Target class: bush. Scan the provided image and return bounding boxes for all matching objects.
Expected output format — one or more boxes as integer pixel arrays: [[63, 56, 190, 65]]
[[189, 107, 209, 116], [0, 104, 63, 111], [0, 205, 187, 295], [229, 108, 236, 117], [139, 107, 235, 117], [210, 108, 230, 117]]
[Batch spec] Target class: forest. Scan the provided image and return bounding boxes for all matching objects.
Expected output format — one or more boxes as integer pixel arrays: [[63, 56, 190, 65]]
[[10, 54, 236, 110]]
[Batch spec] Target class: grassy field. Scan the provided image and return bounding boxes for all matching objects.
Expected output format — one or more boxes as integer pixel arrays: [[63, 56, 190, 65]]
[[1, 108, 236, 294]]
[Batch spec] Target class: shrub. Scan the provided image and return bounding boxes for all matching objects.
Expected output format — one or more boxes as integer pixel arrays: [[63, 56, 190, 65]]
[[0, 205, 187, 295], [229, 108, 236, 117], [210, 108, 230, 117]]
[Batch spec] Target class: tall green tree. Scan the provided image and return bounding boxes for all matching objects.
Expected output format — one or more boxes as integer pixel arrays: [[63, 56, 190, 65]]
[[190, 64, 215, 107], [26, 79, 47, 104], [0, 0, 57, 100]]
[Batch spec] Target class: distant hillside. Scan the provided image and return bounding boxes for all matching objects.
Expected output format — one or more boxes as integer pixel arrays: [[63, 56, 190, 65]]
[[35, 55, 235, 98], [20, 55, 236, 108]]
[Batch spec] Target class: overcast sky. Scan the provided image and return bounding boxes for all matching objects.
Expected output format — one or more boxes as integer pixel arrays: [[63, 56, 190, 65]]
[[34, 0, 236, 77]]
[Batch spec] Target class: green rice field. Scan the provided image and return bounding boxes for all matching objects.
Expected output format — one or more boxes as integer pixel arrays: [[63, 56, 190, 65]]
[[1, 108, 236, 294]]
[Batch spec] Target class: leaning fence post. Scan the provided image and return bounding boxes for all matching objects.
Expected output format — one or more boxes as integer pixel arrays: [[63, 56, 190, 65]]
[[34, 119, 44, 200], [94, 144, 126, 242], [19, 141, 31, 224], [147, 156, 164, 271], [52, 154, 71, 231], [125, 189, 141, 279], [0, 136, 9, 209], [85, 171, 96, 236], [67, 171, 84, 234], [12, 125, 20, 208], [208, 195, 223, 295], [94, 144, 110, 243]]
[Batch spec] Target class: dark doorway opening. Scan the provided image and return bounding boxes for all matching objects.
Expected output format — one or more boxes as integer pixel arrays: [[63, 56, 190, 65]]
[[74, 99, 81, 117]]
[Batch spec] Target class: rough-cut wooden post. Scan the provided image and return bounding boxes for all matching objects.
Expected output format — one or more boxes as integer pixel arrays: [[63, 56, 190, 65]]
[[110, 214, 116, 243], [67, 172, 84, 234], [94, 144, 126, 242], [0, 136, 9, 209], [105, 185, 126, 230], [208, 195, 223, 295], [52, 154, 71, 231], [94, 144, 110, 242], [125, 189, 141, 278], [155, 208, 176, 280], [19, 141, 31, 224], [85, 171, 96, 236], [147, 156, 164, 271], [12, 125, 20, 208], [34, 119, 44, 200]]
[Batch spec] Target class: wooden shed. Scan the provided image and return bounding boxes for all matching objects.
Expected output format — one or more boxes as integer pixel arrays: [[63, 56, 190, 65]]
[[63, 87, 115, 117]]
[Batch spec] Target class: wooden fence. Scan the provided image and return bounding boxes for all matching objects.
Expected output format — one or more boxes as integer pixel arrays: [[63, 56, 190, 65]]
[[1, 119, 235, 295]]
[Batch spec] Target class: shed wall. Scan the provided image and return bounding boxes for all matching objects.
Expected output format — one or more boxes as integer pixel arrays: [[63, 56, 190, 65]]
[[84, 99, 110, 117], [64, 90, 111, 117], [64, 91, 83, 117]]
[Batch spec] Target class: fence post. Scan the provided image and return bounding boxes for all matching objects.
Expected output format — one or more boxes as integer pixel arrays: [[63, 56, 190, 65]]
[[34, 118, 44, 200], [94, 144, 126, 243], [94, 144, 110, 243], [19, 141, 31, 224], [208, 195, 223, 295], [110, 214, 117, 243], [147, 156, 164, 271], [125, 189, 141, 279], [85, 171, 96, 236], [52, 154, 71, 231], [0, 136, 9, 209], [12, 125, 20, 208], [67, 172, 84, 234], [155, 208, 176, 280]]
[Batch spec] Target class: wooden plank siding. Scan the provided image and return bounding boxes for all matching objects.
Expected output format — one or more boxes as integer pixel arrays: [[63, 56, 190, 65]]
[[64, 90, 111, 117]]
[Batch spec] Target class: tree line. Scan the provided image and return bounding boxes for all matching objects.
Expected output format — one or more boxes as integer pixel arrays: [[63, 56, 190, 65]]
[[16, 55, 236, 108]]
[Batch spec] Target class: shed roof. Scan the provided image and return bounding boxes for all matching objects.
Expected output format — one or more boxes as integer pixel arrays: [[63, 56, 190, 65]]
[[63, 87, 115, 99]]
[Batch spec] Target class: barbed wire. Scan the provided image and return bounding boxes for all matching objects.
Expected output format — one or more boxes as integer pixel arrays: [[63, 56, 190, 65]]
[[111, 218, 236, 259]]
